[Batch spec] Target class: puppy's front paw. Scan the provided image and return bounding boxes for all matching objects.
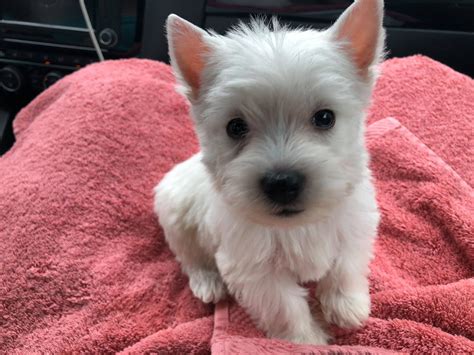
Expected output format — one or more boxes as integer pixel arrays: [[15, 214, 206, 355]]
[[189, 270, 226, 304], [319, 290, 370, 329]]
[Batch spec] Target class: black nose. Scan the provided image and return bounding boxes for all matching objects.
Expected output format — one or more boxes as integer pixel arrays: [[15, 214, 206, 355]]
[[260, 170, 305, 205]]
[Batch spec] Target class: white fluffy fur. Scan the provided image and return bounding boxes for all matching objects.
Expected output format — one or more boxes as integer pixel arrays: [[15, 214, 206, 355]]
[[154, 0, 384, 345]]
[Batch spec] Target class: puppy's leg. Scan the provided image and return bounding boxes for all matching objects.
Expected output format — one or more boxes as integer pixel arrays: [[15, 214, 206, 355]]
[[219, 258, 329, 344], [163, 225, 226, 304], [317, 229, 374, 328], [154, 154, 226, 304]]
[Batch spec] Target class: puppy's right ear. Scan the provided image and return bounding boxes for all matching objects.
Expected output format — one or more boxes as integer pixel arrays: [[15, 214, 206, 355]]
[[167, 14, 211, 99], [329, 0, 384, 78]]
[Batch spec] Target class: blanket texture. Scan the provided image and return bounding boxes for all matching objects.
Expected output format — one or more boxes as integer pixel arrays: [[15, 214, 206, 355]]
[[0, 56, 472, 354]]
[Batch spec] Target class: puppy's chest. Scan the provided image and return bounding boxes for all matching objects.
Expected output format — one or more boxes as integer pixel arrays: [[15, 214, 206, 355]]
[[272, 230, 338, 282]]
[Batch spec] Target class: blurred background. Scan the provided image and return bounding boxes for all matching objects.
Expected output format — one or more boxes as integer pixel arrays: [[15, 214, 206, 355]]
[[1, 0, 473, 154]]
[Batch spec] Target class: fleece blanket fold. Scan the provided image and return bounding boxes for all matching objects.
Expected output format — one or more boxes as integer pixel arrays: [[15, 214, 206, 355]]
[[0, 56, 472, 354]]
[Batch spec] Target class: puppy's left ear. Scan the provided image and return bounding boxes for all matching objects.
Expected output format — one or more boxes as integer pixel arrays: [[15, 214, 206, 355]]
[[329, 0, 385, 77], [167, 14, 212, 99]]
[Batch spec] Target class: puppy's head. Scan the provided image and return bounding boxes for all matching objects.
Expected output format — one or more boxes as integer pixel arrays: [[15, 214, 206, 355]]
[[167, 0, 385, 227]]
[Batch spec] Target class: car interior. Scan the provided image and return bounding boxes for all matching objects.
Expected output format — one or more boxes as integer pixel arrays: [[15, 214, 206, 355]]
[[0, 1, 473, 353]]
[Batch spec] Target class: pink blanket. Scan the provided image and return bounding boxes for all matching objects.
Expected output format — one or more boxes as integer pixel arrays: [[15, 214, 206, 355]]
[[0, 56, 472, 353]]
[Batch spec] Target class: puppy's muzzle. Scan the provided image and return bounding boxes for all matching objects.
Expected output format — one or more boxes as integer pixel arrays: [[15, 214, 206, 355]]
[[260, 170, 305, 205]]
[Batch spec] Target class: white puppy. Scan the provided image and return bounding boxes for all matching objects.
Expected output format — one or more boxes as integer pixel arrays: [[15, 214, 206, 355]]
[[154, 0, 384, 344]]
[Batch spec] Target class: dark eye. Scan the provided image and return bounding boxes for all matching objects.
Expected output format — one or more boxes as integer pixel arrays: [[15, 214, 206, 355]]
[[311, 109, 335, 130], [226, 118, 249, 139]]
